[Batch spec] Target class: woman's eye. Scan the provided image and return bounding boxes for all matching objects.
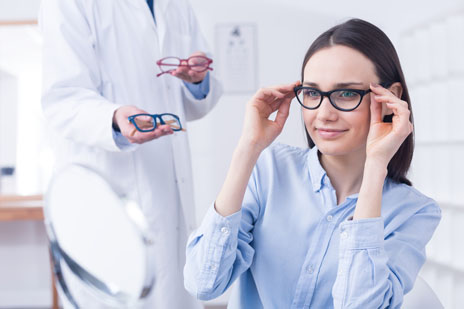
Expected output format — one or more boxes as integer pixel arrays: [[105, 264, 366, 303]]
[[339, 91, 356, 98], [304, 90, 320, 98]]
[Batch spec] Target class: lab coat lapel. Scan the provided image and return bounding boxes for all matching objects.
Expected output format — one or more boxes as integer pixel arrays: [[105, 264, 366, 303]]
[[125, 0, 169, 53], [153, 0, 169, 54]]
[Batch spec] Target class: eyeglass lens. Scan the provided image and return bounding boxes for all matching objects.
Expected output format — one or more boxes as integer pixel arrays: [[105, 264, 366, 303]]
[[158, 56, 210, 72], [132, 114, 181, 131], [186, 56, 210, 72], [296, 88, 363, 110]]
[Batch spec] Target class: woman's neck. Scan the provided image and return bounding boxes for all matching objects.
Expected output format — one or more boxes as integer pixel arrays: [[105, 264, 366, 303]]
[[319, 149, 366, 205]]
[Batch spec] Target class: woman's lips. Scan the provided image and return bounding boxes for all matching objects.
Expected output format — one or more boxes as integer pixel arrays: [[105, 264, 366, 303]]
[[316, 128, 348, 139]]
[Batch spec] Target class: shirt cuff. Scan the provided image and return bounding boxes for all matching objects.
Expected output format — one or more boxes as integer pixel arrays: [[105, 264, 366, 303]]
[[202, 204, 242, 240], [339, 217, 384, 250], [112, 129, 136, 151], [183, 72, 210, 100]]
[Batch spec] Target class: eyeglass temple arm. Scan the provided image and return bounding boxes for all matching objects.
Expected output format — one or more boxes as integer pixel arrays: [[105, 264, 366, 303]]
[[156, 71, 173, 77], [129, 119, 185, 136]]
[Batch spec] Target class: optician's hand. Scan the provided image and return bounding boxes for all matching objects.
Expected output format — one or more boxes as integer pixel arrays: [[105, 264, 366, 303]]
[[366, 83, 413, 166], [170, 51, 209, 84], [239, 82, 300, 153], [112, 105, 173, 144]]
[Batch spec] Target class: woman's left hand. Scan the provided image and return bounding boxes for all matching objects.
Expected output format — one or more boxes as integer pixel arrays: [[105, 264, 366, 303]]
[[366, 83, 413, 166]]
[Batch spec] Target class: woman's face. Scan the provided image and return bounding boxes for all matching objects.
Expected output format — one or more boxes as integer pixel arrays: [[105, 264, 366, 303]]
[[302, 45, 379, 157]]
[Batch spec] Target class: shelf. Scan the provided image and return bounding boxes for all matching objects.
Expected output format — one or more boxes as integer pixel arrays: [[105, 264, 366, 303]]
[[0, 20, 37, 26], [0, 194, 44, 221]]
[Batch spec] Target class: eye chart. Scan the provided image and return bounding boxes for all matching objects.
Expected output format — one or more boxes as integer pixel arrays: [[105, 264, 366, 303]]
[[215, 23, 258, 93]]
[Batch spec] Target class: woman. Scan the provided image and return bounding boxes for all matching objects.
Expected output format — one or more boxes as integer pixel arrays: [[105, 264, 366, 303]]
[[184, 19, 441, 308]]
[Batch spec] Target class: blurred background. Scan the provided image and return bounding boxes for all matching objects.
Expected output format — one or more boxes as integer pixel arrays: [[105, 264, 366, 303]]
[[0, 0, 463, 307]]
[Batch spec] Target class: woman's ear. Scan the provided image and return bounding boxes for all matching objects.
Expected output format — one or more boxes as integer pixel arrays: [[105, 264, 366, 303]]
[[388, 82, 403, 98], [382, 82, 403, 122]]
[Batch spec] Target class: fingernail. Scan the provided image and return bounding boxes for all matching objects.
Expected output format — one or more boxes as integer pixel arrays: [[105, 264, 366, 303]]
[[371, 83, 380, 88]]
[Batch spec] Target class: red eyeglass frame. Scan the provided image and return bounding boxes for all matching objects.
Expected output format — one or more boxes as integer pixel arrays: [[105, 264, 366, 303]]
[[156, 55, 213, 77]]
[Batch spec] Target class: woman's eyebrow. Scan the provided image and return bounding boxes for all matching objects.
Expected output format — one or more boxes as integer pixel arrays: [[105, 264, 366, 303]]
[[302, 81, 366, 88]]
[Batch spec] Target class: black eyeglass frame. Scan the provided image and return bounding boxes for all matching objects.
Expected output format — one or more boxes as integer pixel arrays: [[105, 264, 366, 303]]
[[294, 86, 374, 112]]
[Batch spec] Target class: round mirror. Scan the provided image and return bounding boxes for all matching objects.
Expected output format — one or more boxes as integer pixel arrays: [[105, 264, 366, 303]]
[[44, 164, 155, 308]]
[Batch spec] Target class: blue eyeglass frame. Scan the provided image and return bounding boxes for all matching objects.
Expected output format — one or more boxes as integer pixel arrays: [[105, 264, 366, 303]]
[[128, 113, 183, 132]]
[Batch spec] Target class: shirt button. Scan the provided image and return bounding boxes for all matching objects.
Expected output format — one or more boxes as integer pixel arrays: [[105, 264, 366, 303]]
[[209, 264, 217, 271], [144, 237, 155, 245], [341, 231, 348, 239], [307, 266, 314, 274], [221, 227, 229, 235], [326, 215, 333, 222]]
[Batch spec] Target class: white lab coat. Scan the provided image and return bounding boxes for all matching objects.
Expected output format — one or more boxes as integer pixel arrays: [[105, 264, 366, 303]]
[[40, 0, 222, 307]]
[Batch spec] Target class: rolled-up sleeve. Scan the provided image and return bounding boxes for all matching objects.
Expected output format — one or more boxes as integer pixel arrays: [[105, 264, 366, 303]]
[[184, 205, 255, 300], [184, 172, 260, 300], [332, 204, 441, 309]]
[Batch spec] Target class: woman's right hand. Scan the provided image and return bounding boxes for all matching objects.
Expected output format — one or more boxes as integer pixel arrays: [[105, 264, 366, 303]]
[[214, 82, 299, 217], [239, 81, 300, 153]]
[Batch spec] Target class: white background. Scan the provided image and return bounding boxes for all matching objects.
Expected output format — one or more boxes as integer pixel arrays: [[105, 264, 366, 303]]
[[0, 0, 463, 307]]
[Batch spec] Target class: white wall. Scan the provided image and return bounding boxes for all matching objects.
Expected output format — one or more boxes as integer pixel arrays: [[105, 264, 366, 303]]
[[398, 8, 464, 308], [0, 221, 51, 307], [0, 0, 40, 20], [0, 70, 17, 169], [0, 17, 51, 308], [1, 0, 464, 307], [0, 24, 44, 195]]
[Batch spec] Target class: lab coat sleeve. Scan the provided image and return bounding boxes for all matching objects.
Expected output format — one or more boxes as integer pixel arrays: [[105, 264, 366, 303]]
[[184, 168, 259, 300], [332, 200, 441, 308], [40, 0, 128, 152], [181, 1, 223, 121]]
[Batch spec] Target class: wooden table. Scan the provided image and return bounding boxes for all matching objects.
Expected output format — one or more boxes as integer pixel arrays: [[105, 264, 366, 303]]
[[0, 194, 59, 309]]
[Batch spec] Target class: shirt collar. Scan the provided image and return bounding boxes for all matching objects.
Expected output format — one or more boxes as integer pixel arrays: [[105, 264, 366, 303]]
[[307, 146, 327, 192], [307, 147, 361, 202]]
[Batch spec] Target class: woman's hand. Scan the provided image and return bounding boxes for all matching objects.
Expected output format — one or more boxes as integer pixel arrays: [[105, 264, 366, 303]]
[[366, 83, 413, 166], [214, 81, 298, 217], [353, 83, 412, 220], [239, 82, 300, 153]]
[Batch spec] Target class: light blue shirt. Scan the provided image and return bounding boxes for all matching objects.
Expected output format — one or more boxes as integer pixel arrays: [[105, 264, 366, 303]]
[[184, 143, 441, 308], [183, 71, 210, 100]]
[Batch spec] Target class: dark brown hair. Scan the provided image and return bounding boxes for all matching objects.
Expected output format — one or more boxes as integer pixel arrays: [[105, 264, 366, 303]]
[[301, 18, 414, 185]]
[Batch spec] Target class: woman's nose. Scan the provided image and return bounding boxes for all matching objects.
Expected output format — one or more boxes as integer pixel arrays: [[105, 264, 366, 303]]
[[316, 96, 338, 121]]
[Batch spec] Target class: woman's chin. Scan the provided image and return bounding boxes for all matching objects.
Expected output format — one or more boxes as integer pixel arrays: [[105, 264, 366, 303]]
[[314, 140, 344, 154], [315, 140, 367, 159]]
